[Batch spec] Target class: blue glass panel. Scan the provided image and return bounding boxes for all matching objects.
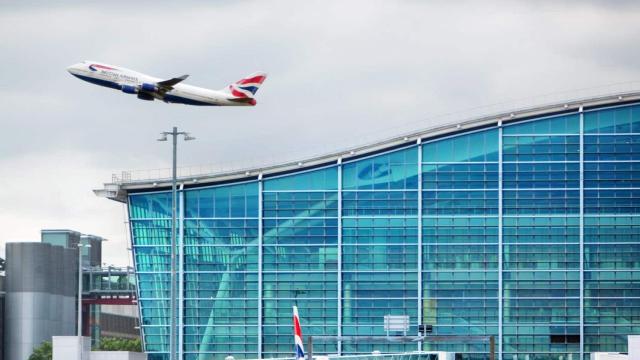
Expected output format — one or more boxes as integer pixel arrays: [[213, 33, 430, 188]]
[[584, 162, 640, 188], [343, 217, 418, 244], [585, 325, 640, 353], [585, 216, 640, 243], [584, 189, 640, 214], [343, 190, 418, 216], [184, 219, 259, 245], [263, 191, 338, 217], [423, 190, 499, 215], [422, 128, 499, 162], [130, 192, 172, 219], [424, 244, 498, 270], [503, 114, 579, 135], [423, 217, 499, 244], [184, 182, 258, 218], [585, 105, 640, 134], [584, 135, 640, 161], [503, 190, 580, 214], [343, 147, 418, 190], [343, 244, 418, 270], [264, 166, 338, 191], [503, 135, 580, 162], [423, 271, 498, 298], [503, 271, 580, 297]]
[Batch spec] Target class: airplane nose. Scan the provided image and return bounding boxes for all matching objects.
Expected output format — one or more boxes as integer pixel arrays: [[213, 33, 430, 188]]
[[66, 63, 80, 74]]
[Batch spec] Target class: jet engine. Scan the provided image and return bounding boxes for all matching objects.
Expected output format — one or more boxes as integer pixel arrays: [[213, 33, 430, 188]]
[[121, 85, 138, 94], [137, 93, 154, 101], [140, 83, 158, 92]]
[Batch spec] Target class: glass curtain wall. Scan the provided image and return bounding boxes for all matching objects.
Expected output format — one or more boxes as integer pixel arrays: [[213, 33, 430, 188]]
[[262, 167, 339, 357], [501, 115, 582, 359], [182, 183, 260, 360], [128, 102, 640, 360], [583, 106, 640, 356], [130, 192, 173, 357], [342, 147, 419, 353], [421, 129, 499, 357]]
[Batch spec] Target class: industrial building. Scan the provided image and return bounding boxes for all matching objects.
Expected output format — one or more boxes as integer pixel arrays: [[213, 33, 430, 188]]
[[96, 92, 640, 360], [1, 230, 139, 360], [4, 241, 77, 360]]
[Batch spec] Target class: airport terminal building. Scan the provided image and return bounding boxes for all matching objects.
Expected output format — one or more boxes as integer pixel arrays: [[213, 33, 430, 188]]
[[99, 93, 640, 360]]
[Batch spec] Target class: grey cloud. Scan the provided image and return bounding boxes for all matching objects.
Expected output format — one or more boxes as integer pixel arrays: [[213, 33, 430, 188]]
[[1, 0, 640, 264]]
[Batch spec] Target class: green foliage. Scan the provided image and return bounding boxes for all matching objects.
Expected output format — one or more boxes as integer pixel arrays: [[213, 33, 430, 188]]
[[29, 341, 52, 360], [95, 337, 142, 352]]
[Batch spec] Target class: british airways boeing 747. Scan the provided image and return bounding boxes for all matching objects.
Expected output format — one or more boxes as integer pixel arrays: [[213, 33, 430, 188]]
[[67, 61, 267, 106]]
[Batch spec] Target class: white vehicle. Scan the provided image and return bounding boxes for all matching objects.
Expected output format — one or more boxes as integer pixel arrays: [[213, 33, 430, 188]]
[[67, 61, 267, 106]]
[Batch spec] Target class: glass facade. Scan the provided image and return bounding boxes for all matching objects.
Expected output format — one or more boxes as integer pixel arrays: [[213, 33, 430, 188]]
[[128, 102, 640, 360]]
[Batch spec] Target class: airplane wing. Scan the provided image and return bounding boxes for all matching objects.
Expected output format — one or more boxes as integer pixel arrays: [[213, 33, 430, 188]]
[[157, 75, 189, 90]]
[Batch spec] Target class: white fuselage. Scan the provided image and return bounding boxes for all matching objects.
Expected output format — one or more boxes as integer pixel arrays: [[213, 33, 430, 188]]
[[66, 61, 253, 106]]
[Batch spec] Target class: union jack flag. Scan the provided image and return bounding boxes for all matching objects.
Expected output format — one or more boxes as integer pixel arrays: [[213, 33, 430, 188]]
[[293, 305, 305, 360]]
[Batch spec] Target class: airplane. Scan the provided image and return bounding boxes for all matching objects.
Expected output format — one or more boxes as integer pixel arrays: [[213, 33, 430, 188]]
[[66, 61, 267, 106]]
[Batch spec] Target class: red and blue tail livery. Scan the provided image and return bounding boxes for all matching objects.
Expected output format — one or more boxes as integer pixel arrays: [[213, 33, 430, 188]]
[[229, 73, 267, 97], [67, 61, 267, 106], [293, 305, 305, 360]]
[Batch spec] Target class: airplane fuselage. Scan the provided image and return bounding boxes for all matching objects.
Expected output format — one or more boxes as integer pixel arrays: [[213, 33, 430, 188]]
[[67, 61, 261, 106]]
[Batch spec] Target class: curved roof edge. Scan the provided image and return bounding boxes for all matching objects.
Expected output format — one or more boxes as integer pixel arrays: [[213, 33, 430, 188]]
[[95, 90, 640, 203]]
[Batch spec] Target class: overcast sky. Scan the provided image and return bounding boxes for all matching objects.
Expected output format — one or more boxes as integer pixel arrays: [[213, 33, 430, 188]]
[[1, 0, 640, 266]]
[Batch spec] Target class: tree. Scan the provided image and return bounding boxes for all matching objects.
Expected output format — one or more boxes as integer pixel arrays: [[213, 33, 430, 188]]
[[95, 337, 142, 352], [29, 341, 52, 360]]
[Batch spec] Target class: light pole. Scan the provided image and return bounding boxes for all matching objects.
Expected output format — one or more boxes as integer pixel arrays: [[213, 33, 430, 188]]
[[77, 242, 91, 360], [158, 127, 195, 360]]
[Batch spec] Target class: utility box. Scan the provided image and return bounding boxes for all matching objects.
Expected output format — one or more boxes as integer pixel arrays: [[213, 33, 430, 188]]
[[384, 315, 410, 336]]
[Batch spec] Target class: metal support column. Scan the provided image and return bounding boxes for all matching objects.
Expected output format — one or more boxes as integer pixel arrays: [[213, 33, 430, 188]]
[[416, 139, 423, 352], [178, 188, 185, 360], [258, 176, 264, 358], [579, 106, 585, 360], [158, 126, 194, 360], [337, 160, 343, 355], [498, 125, 503, 360], [170, 127, 178, 360]]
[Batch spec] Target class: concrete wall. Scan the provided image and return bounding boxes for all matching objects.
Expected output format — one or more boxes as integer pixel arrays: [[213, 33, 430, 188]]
[[629, 335, 640, 359], [91, 351, 147, 360], [53, 336, 146, 360], [590, 354, 628, 360], [52, 336, 91, 360], [5, 243, 77, 360]]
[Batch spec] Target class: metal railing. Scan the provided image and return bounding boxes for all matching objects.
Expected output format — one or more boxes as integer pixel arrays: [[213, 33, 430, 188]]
[[82, 266, 136, 295]]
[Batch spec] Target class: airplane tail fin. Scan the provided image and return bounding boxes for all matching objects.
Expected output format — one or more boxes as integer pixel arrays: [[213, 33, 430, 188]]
[[224, 72, 267, 105], [293, 306, 305, 360]]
